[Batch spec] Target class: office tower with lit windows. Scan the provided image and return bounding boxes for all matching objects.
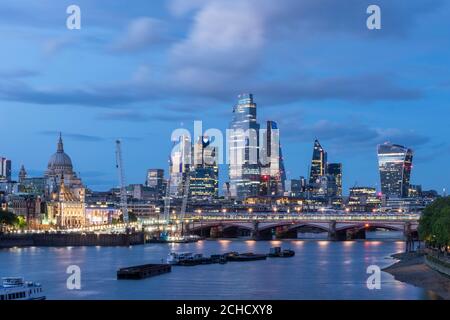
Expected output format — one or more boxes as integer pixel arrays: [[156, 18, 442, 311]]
[[377, 143, 413, 198], [309, 140, 327, 185], [0, 157, 12, 182], [146, 169, 165, 198], [260, 121, 286, 196], [228, 93, 261, 199], [169, 135, 191, 196], [327, 163, 343, 197], [190, 136, 219, 199]]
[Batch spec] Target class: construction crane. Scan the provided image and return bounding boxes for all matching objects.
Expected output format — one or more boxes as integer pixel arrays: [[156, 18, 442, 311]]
[[179, 172, 191, 236], [115, 140, 129, 226]]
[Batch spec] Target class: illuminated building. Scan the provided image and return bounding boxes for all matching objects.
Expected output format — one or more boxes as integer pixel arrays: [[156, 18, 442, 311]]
[[85, 203, 121, 225], [228, 93, 261, 199], [309, 140, 327, 185], [347, 187, 381, 212], [260, 121, 286, 196], [190, 136, 219, 199], [408, 184, 422, 198], [44, 134, 86, 228], [47, 175, 86, 228], [0, 157, 11, 182], [8, 194, 43, 229], [45, 134, 83, 194], [169, 135, 191, 196], [377, 143, 413, 198], [288, 177, 307, 197], [146, 169, 165, 197], [327, 163, 342, 197]]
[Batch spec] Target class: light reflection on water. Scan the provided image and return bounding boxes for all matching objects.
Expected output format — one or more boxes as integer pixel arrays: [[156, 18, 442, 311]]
[[0, 236, 437, 300]]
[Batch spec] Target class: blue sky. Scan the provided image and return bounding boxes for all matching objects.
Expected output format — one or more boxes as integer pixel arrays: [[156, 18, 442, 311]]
[[0, 0, 449, 194]]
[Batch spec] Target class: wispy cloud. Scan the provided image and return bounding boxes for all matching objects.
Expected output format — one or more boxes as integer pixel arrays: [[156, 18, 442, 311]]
[[39, 130, 105, 142], [111, 17, 169, 52]]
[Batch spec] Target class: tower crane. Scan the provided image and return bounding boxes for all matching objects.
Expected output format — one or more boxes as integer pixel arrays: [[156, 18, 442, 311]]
[[115, 140, 129, 226], [179, 171, 191, 236]]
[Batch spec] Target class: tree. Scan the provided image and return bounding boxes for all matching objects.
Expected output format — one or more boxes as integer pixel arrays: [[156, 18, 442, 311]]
[[419, 197, 450, 250], [117, 212, 138, 223], [0, 210, 18, 226]]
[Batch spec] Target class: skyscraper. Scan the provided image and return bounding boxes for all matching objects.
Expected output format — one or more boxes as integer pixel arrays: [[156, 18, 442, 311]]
[[0, 157, 11, 181], [228, 93, 260, 199], [377, 142, 413, 198], [327, 163, 343, 197], [146, 169, 165, 198], [309, 139, 327, 184], [169, 135, 191, 196], [260, 121, 286, 196], [190, 136, 219, 199]]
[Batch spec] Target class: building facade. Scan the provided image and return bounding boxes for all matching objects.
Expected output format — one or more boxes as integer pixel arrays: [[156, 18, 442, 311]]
[[190, 136, 219, 199], [327, 163, 343, 197], [309, 140, 327, 185], [260, 121, 286, 196], [377, 143, 413, 198], [228, 93, 261, 199], [0, 157, 11, 181]]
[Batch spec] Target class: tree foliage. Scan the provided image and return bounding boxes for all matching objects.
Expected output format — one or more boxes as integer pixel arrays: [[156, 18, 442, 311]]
[[419, 197, 450, 248], [0, 210, 19, 226]]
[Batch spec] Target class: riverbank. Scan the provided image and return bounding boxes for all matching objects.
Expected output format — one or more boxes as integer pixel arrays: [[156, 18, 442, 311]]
[[383, 252, 450, 300]]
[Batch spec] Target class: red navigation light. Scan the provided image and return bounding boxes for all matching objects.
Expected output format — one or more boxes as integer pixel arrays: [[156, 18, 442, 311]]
[[262, 175, 270, 181]]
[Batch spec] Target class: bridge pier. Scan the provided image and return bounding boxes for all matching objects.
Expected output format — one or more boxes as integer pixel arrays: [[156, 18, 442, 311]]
[[346, 228, 366, 240], [210, 225, 223, 238], [328, 220, 338, 241], [251, 221, 260, 240]]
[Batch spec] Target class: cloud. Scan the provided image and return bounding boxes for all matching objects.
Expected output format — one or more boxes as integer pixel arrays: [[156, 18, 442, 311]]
[[0, 80, 152, 108], [112, 17, 168, 52], [96, 110, 151, 122], [280, 118, 430, 155], [39, 131, 105, 142], [42, 37, 73, 57], [0, 69, 40, 78]]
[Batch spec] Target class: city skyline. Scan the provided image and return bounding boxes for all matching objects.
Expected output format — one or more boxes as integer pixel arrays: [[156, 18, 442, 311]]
[[0, 0, 449, 193]]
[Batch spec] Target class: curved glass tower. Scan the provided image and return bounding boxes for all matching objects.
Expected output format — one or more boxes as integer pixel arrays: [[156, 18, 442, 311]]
[[377, 143, 413, 198]]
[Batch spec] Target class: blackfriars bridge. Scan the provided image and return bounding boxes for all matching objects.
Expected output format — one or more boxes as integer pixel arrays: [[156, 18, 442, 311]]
[[181, 213, 420, 240]]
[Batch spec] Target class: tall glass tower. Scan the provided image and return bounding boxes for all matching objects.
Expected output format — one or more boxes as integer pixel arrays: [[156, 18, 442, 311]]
[[260, 121, 286, 196], [327, 163, 342, 197], [228, 93, 260, 199], [377, 143, 413, 198], [309, 139, 327, 184]]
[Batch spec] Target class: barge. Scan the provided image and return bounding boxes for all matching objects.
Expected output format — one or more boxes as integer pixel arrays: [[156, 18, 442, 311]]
[[117, 264, 171, 280]]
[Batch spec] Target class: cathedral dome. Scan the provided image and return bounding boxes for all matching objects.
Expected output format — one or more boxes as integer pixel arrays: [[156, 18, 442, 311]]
[[47, 134, 73, 174]]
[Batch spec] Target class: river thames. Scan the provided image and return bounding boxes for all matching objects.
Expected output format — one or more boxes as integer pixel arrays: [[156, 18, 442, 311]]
[[0, 232, 440, 300]]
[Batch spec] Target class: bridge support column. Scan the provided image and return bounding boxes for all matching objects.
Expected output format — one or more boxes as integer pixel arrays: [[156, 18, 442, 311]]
[[251, 221, 260, 240], [328, 220, 337, 241], [210, 225, 223, 238]]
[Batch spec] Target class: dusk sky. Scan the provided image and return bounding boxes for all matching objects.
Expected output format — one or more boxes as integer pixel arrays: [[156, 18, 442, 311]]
[[1, 0, 449, 194]]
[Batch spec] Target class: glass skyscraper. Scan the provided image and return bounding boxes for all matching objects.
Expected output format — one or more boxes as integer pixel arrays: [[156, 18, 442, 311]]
[[0, 157, 12, 182], [190, 136, 219, 199], [260, 121, 286, 196], [377, 143, 413, 198], [327, 163, 342, 197], [228, 93, 260, 199], [309, 139, 327, 184]]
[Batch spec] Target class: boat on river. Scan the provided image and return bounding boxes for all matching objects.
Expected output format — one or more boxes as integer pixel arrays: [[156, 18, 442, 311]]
[[268, 247, 295, 258], [0, 277, 45, 300]]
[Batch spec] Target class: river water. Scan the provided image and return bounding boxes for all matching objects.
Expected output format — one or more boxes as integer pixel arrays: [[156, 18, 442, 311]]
[[0, 232, 438, 300]]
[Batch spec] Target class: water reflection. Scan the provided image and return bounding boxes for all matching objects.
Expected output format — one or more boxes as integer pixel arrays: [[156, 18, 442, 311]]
[[0, 240, 433, 300]]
